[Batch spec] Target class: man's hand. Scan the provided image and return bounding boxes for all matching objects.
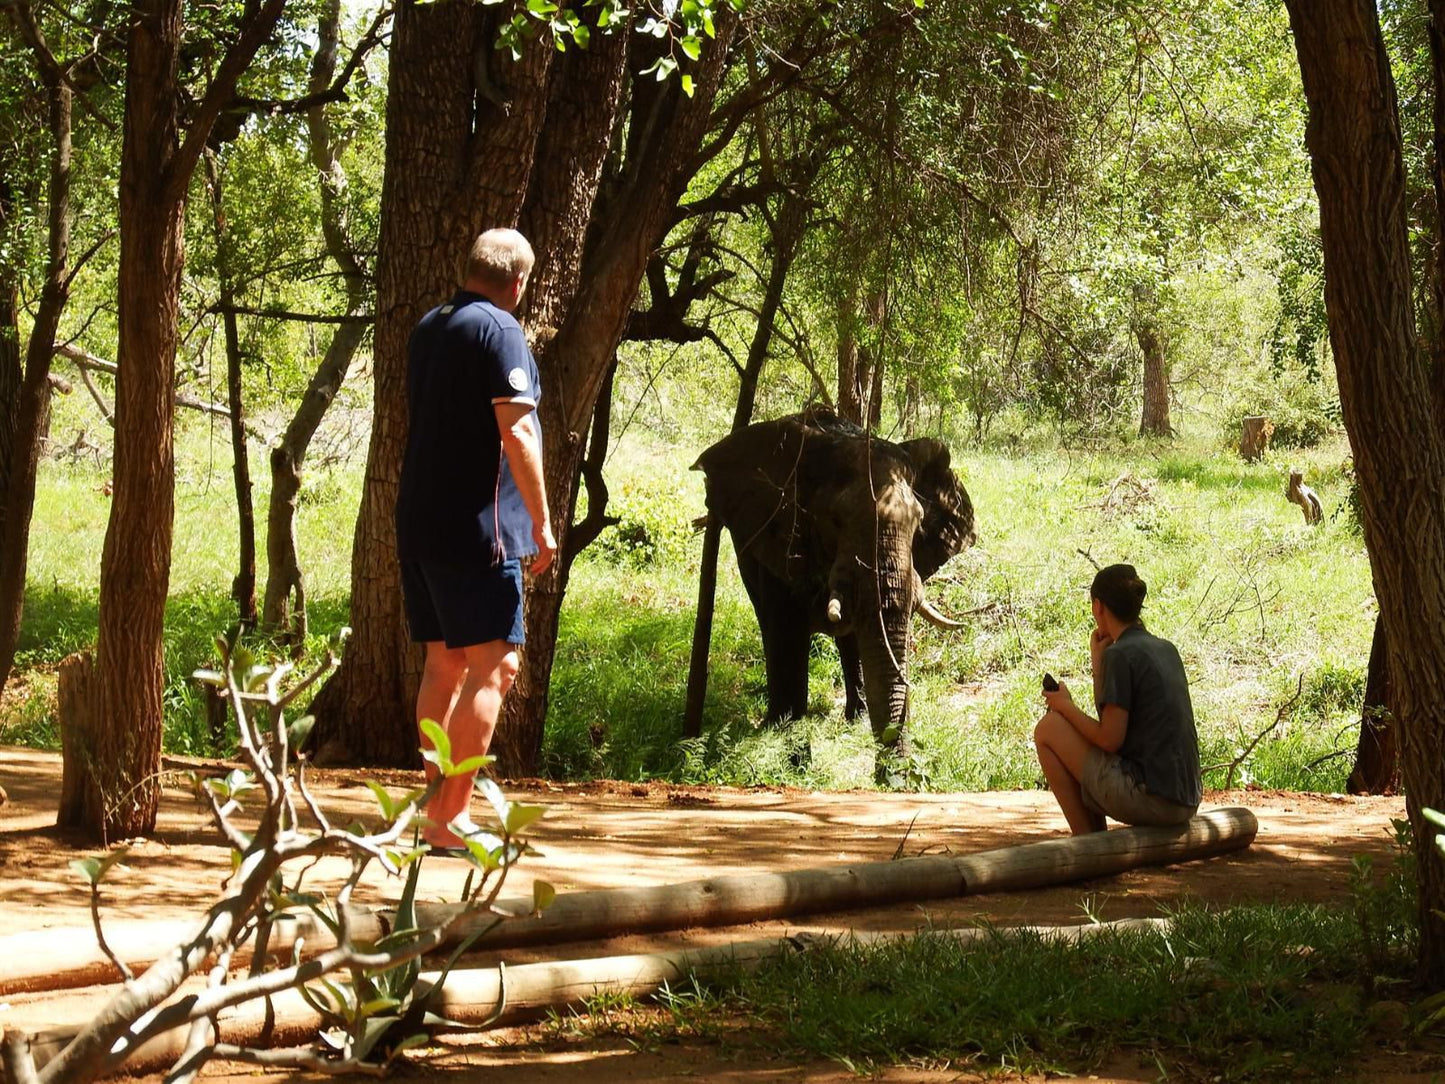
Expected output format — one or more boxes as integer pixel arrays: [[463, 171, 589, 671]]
[[529, 521, 557, 575]]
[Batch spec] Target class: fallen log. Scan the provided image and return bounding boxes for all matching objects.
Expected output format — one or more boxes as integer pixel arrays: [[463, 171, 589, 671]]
[[0, 809, 1256, 996], [20, 918, 1171, 1079]]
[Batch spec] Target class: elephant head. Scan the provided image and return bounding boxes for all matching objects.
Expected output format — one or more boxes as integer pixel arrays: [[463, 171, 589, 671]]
[[694, 409, 976, 770]]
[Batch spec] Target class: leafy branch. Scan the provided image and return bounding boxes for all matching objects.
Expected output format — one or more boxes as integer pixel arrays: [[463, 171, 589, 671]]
[[3, 632, 551, 1084]]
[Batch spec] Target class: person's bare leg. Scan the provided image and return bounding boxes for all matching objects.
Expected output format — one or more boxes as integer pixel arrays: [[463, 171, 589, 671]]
[[424, 639, 519, 846], [417, 641, 468, 804], [1034, 711, 1106, 835]]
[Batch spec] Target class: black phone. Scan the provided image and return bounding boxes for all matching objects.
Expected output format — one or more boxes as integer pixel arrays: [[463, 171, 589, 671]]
[[1042, 672, 1059, 692]]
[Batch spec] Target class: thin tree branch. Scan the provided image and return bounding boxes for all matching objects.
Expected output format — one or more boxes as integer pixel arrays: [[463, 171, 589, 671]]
[[227, 5, 393, 118]]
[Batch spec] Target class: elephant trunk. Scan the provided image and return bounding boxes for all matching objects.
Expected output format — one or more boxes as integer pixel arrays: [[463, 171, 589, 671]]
[[855, 528, 916, 760]]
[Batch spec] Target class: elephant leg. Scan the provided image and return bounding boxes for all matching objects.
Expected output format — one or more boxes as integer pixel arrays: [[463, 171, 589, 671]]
[[737, 554, 810, 722], [837, 633, 865, 720], [761, 589, 811, 722]]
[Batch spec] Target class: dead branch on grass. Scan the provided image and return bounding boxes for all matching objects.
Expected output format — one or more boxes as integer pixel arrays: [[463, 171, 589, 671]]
[[1204, 674, 1305, 789]]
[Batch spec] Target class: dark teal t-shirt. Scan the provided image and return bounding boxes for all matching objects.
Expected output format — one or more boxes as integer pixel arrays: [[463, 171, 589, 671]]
[[395, 291, 541, 564], [1099, 625, 1203, 807]]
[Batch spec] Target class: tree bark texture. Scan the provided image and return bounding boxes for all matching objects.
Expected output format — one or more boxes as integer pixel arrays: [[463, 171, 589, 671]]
[[682, 188, 808, 740], [308, 0, 555, 765], [67, 0, 285, 839], [80, 0, 189, 839], [1134, 302, 1171, 437], [1288, 0, 1445, 983], [261, 0, 373, 643], [0, 38, 71, 696], [493, 22, 739, 775], [1238, 415, 1273, 462], [205, 153, 258, 628], [1348, 612, 1399, 794]]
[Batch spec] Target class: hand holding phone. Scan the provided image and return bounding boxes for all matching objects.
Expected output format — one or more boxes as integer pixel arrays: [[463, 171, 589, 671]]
[[1042, 672, 1059, 692]]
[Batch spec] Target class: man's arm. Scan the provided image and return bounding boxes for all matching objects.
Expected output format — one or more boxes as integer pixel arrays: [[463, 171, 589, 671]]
[[495, 402, 557, 574]]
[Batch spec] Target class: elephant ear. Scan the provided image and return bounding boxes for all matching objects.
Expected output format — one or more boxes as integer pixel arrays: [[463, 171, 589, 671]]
[[694, 415, 810, 578], [898, 437, 976, 581]]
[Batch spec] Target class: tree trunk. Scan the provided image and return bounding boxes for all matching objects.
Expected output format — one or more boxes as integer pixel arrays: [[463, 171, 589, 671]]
[[205, 152, 257, 628], [62, 0, 285, 839], [683, 190, 808, 740], [1348, 613, 1399, 794], [0, 43, 70, 696], [1238, 415, 1274, 461], [836, 285, 863, 426], [1288, 0, 1445, 983], [307, 0, 555, 765], [261, 0, 372, 644], [1134, 296, 1172, 437], [493, 28, 739, 776]]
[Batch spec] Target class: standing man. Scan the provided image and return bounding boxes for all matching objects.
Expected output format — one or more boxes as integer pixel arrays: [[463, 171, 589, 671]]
[[395, 228, 556, 850]]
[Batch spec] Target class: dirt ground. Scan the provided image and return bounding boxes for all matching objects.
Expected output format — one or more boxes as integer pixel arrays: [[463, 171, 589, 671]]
[[0, 745, 1433, 1082]]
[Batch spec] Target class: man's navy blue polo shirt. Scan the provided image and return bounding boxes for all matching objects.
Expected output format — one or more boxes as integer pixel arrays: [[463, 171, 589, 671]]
[[395, 290, 542, 565]]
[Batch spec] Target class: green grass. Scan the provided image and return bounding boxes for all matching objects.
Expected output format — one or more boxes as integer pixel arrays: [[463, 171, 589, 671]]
[[546, 901, 1418, 1081], [4, 407, 358, 755], [547, 426, 1372, 792], [7, 395, 1375, 791]]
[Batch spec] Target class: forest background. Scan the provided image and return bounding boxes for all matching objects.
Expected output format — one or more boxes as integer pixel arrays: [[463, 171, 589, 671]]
[[3, 0, 1372, 796]]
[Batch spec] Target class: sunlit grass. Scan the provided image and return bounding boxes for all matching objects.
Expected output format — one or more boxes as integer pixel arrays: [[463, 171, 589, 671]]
[[9, 398, 1373, 790]]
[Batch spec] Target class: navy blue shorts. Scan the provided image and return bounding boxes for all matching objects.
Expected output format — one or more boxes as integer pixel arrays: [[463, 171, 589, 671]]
[[400, 559, 526, 648]]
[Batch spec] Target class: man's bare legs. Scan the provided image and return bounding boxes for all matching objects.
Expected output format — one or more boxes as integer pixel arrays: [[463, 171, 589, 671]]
[[417, 639, 520, 847], [1033, 710, 1107, 835]]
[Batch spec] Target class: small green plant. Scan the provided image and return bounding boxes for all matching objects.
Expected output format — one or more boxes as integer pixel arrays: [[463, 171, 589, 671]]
[[6, 632, 552, 1084]]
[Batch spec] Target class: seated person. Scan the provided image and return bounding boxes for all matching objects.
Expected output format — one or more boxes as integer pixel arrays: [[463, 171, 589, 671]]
[[1034, 563, 1202, 835]]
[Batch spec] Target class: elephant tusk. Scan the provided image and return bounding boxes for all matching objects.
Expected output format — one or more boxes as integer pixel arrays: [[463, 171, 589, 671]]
[[916, 594, 964, 630], [827, 596, 843, 623]]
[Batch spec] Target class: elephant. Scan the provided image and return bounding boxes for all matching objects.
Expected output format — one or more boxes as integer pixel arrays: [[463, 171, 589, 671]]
[[694, 408, 976, 775]]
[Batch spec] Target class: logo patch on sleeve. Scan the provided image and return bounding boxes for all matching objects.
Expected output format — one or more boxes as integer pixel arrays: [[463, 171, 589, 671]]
[[507, 367, 529, 392]]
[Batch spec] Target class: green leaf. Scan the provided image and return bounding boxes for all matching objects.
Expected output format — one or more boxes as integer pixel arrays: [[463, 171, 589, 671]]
[[526, 0, 558, 13], [681, 73, 695, 97], [504, 802, 546, 835], [366, 780, 397, 820], [679, 35, 701, 61], [477, 778, 510, 825], [533, 879, 557, 912], [388, 1034, 431, 1062], [357, 996, 403, 1018], [287, 714, 316, 749], [70, 846, 132, 885], [572, 22, 590, 47], [418, 719, 451, 765], [654, 56, 677, 81], [192, 668, 226, 686], [450, 754, 495, 778]]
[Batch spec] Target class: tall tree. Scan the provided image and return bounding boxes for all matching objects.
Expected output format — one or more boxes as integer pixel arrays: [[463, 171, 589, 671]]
[[58, 0, 287, 840], [1286, 0, 1445, 982], [307, 0, 559, 765], [261, 0, 384, 643], [0, 0, 87, 694], [309, 0, 743, 772]]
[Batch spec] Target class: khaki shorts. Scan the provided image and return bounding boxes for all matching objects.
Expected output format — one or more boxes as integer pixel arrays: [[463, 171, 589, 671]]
[[1082, 748, 1197, 827]]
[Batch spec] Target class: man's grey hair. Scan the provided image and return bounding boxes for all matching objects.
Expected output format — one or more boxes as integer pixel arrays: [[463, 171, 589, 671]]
[[465, 228, 535, 291]]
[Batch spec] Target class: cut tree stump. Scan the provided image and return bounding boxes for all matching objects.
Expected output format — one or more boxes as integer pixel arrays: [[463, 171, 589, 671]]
[[0, 808, 1257, 996], [1239, 416, 1274, 461]]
